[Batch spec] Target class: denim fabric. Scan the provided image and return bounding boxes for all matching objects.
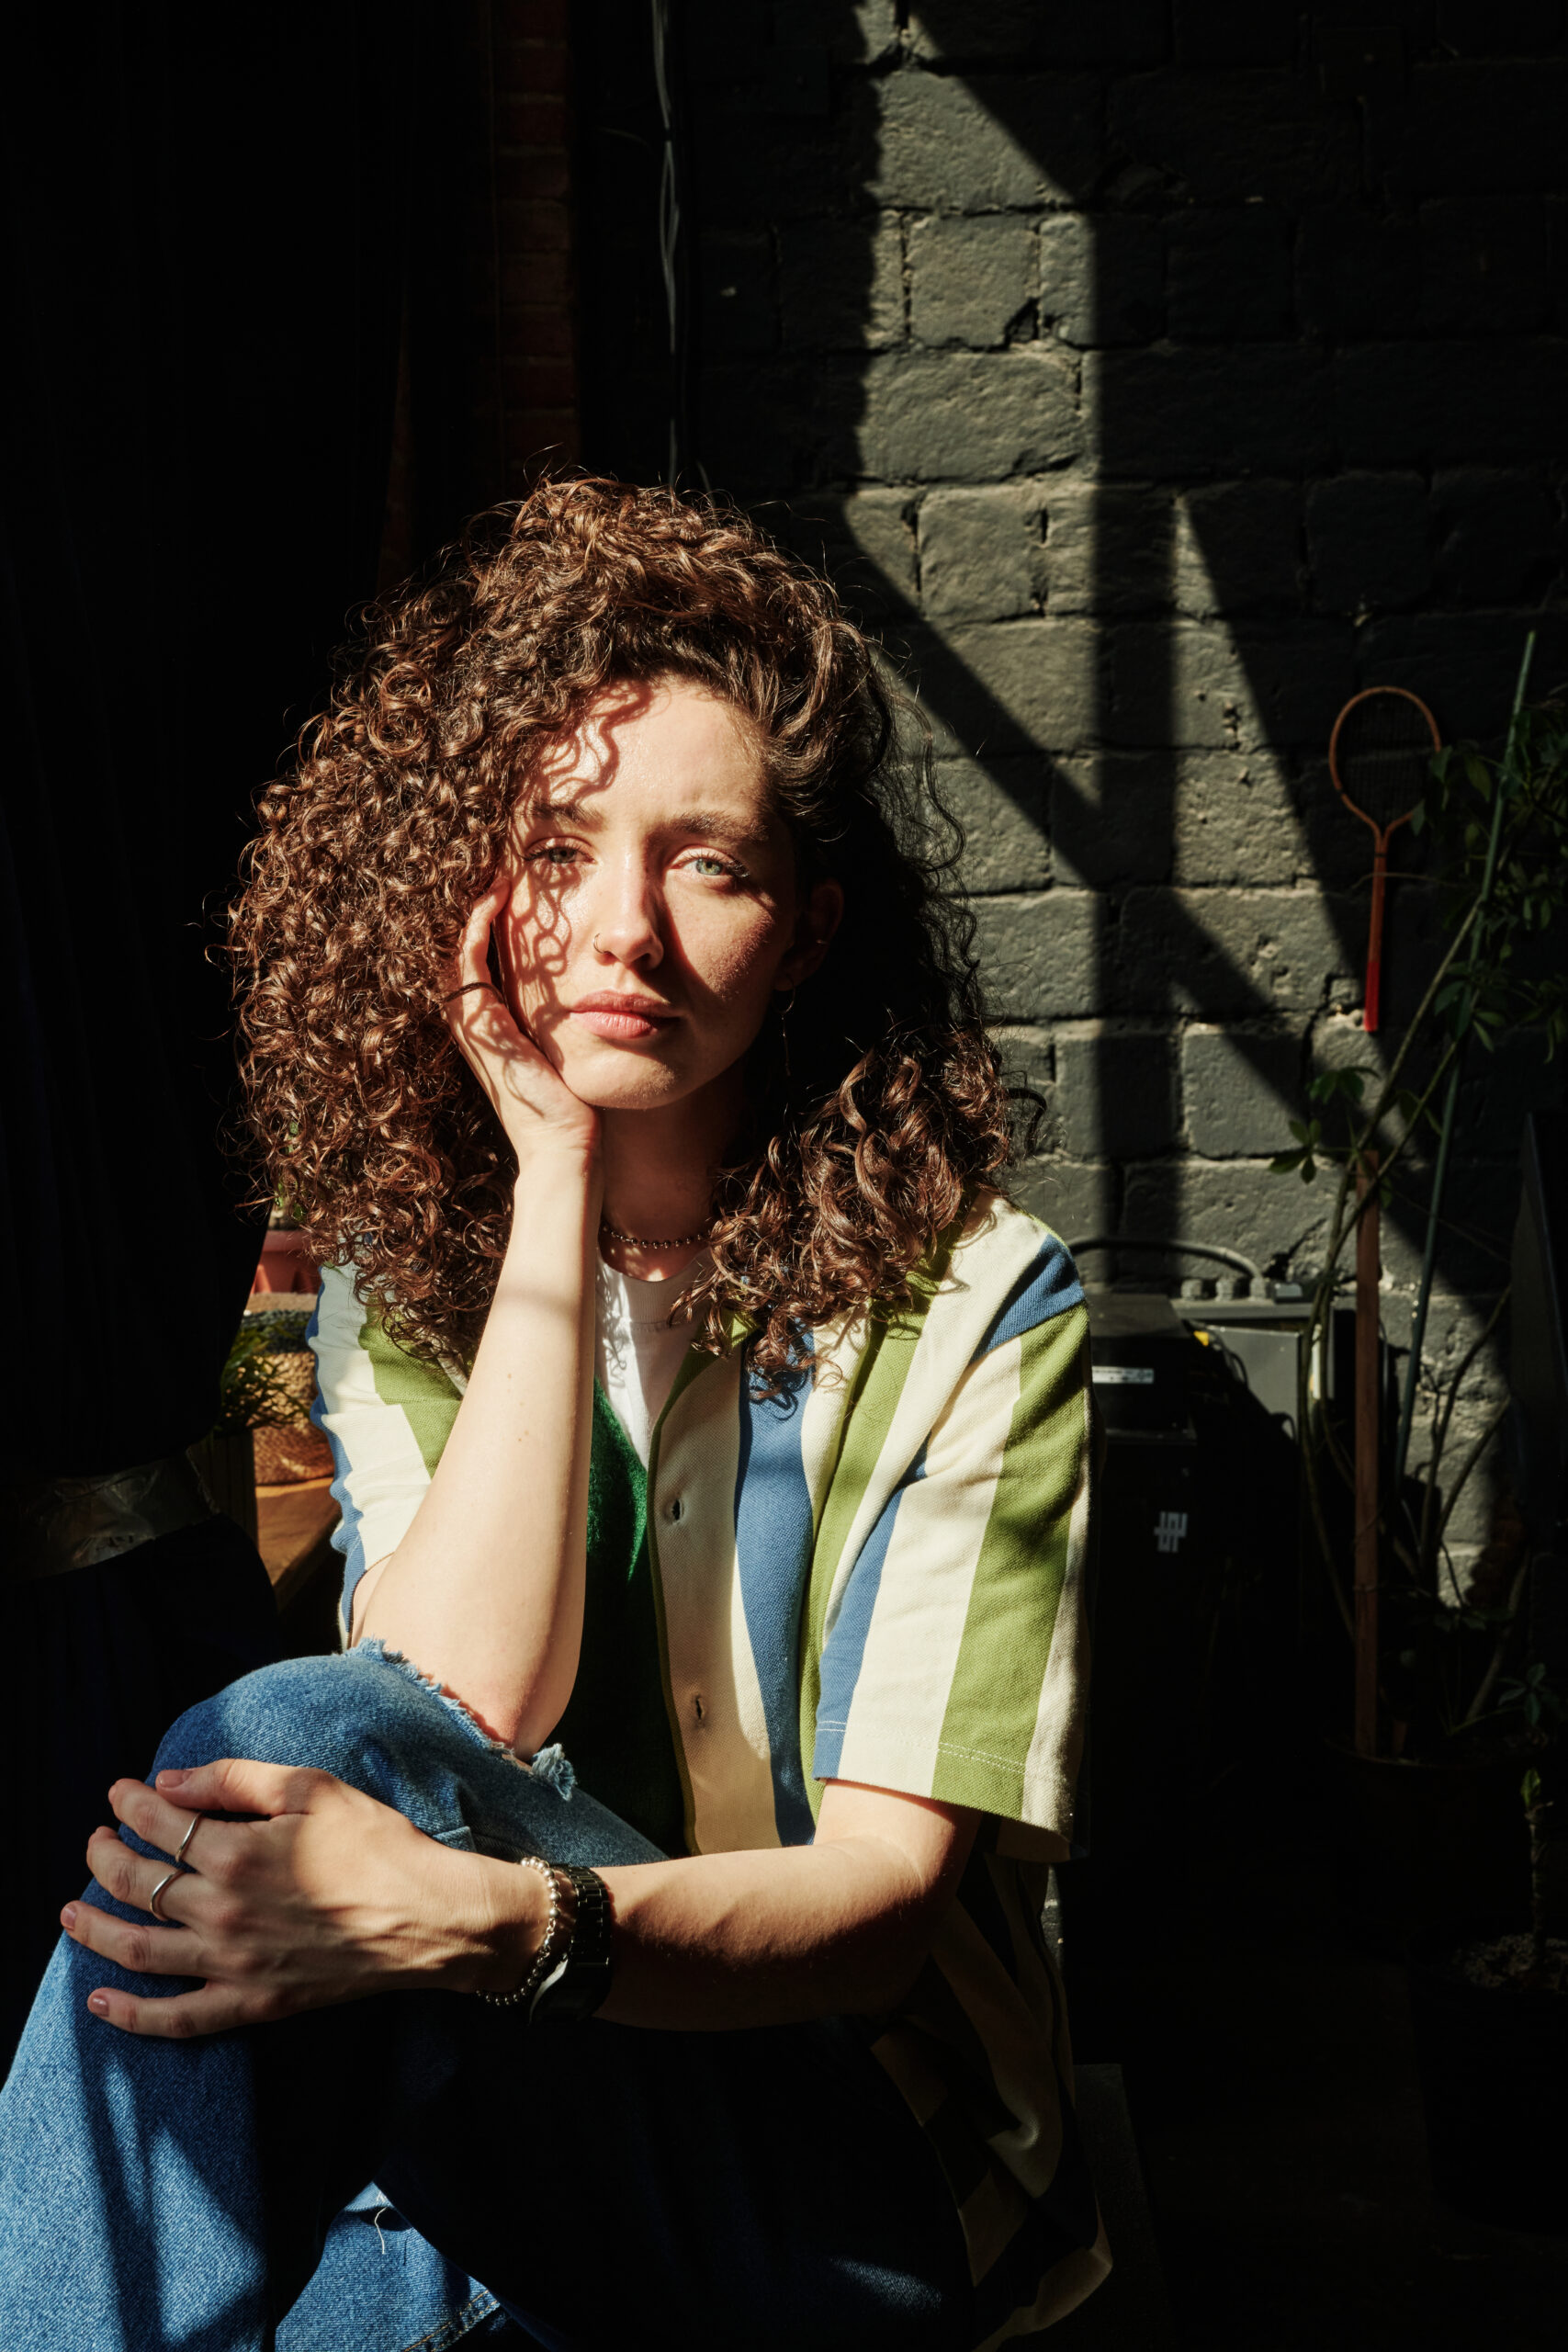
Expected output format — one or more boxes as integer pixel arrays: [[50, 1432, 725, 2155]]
[[0, 1645, 974, 2352]]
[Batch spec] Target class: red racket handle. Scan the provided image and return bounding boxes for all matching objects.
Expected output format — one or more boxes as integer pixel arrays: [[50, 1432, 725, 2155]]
[[1364, 842, 1389, 1034]]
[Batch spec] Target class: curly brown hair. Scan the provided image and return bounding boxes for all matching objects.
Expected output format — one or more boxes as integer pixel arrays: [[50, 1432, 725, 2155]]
[[231, 477, 1018, 1383]]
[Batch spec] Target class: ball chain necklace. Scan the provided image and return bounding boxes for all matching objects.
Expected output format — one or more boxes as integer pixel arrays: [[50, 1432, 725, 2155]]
[[600, 1215, 712, 1252]]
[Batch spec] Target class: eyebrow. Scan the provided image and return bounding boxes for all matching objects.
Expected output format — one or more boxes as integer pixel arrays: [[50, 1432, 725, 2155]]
[[527, 799, 770, 852], [666, 808, 771, 850]]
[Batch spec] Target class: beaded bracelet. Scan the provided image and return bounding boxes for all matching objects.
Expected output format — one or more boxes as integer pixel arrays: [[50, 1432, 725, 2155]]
[[476, 1854, 565, 2008]]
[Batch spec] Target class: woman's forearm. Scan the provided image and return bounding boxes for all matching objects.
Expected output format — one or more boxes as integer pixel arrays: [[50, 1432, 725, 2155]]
[[465, 1789, 976, 2030], [355, 1144, 600, 1752], [592, 1841, 940, 2027]]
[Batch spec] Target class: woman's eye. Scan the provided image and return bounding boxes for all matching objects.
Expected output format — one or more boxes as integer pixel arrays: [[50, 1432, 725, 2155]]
[[525, 842, 581, 870]]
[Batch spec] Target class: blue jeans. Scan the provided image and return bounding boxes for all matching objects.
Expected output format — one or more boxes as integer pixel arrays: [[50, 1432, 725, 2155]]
[[0, 1647, 974, 2351]]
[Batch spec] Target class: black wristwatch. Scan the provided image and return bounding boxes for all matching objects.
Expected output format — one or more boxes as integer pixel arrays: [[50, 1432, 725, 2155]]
[[528, 1864, 615, 2024]]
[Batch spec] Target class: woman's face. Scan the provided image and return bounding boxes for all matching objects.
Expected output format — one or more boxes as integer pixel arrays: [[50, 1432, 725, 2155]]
[[497, 675, 840, 1112]]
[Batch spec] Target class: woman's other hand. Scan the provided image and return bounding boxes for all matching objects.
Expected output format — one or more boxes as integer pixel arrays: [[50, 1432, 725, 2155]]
[[444, 878, 598, 1168], [61, 1761, 544, 2038]]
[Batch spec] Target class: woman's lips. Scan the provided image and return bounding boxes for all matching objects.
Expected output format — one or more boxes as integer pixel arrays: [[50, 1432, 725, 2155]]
[[568, 999, 679, 1042]]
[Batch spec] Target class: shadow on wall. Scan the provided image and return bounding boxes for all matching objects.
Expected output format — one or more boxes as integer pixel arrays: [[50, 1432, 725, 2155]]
[[577, 3, 1568, 1377]]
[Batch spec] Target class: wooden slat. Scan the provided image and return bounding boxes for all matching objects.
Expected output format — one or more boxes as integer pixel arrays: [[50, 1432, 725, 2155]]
[[1354, 1157, 1381, 1759]]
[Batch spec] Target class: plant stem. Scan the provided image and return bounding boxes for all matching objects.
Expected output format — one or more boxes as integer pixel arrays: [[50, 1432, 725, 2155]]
[[1382, 1184, 1514, 1274], [1392, 631, 1536, 1488], [1354, 1151, 1382, 1758], [1434, 1396, 1513, 1546], [1366, 1036, 1461, 1198], [1460, 1557, 1529, 1729], [1311, 911, 1481, 1331], [1303, 1385, 1356, 1640], [1291, 733, 1515, 1638], [1416, 1288, 1511, 1577]]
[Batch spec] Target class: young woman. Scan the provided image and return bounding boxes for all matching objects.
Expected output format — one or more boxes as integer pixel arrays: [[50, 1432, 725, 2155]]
[[0, 481, 1106, 2350]]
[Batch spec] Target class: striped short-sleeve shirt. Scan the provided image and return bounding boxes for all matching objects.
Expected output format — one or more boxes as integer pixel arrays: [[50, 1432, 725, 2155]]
[[309, 1189, 1109, 2343]]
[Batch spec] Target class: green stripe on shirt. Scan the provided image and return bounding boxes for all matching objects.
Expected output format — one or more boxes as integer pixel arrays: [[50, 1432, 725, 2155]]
[[931, 1306, 1090, 1819], [358, 1312, 462, 1474]]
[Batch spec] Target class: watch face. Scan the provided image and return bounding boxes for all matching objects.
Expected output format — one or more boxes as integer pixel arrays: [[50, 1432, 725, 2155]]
[[528, 1867, 614, 2022]]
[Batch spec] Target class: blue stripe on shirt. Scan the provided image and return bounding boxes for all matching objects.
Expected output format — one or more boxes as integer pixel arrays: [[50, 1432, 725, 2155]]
[[812, 1443, 929, 1785], [733, 1360, 819, 1847], [973, 1236, 1083, 1360]]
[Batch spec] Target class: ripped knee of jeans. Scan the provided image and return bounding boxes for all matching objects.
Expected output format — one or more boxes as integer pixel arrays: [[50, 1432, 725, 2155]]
[[351, 1638, 577, 1795]]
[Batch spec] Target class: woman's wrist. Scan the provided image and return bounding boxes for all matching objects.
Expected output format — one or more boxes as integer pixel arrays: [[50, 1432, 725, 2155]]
[[509, 1133, 601, 1202], [438, 1850, 557, 1996]]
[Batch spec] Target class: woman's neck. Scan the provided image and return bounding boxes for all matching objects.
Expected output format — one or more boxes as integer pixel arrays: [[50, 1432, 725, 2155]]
[[598, 1069, 740, 1282]]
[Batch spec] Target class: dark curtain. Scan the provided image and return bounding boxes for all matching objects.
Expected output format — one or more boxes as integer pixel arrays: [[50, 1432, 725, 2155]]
[[1, 3, 484, 2064], [0, 6, 431, 1471]]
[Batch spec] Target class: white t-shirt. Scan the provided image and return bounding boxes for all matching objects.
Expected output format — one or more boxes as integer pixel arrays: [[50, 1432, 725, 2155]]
[[594, 1252, 705, 1465]]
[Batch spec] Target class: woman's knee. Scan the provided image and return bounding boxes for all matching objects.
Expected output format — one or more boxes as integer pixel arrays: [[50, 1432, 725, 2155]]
[[152, 1653, 396, 1786]]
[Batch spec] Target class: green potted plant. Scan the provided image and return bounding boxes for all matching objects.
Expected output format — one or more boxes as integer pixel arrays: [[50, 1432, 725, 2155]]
[[187, 1310, 328, 1544], [1270, 655, 1568, 1949]]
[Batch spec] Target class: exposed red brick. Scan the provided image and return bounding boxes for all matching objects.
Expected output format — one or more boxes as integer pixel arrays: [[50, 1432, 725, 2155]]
[[500, 248, 573, 305], [507, 413, 578, 441], [497, 0, 569, 42], [504, 414, 581, 474], [496, 94, 568, 146], [492, 151, 570, 201], [496, 198, 571, 251], [471, 2, 577, 498], [492, 37, 570, 95], [502, 356, 578, 405], [495, 304, 577, 358]]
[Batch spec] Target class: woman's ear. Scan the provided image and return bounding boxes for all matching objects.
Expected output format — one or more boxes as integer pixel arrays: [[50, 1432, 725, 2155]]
[[778, 877, 844, 989]]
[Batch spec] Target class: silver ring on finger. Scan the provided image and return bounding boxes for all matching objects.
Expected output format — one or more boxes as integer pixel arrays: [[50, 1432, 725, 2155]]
[[174, 1813, 200, 1869], [148, 1869, 181, 1923]]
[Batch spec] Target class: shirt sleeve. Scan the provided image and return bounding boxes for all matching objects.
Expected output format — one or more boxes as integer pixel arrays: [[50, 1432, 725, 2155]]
[[307, 1265, 464, 1631], [811, 1296, 1092, 1858]]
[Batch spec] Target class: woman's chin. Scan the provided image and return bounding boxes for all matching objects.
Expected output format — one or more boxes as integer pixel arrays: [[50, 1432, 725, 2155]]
[[558, 1050, 705, 1114]]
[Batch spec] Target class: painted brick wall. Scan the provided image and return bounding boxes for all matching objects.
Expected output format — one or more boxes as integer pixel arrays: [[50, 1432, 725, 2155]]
[[667, 1, 1568, 1567]]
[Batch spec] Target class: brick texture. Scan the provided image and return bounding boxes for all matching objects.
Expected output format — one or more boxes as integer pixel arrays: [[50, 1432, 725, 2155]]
[[630, 12, 1568, 1570]]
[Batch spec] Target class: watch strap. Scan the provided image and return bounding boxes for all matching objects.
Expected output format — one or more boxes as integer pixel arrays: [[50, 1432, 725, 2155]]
[[528, 1863, 615, 2023]]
